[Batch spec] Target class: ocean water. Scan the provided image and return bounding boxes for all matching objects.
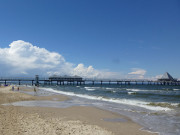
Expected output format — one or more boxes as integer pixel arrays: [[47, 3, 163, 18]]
[[34, 84, 180, 135]]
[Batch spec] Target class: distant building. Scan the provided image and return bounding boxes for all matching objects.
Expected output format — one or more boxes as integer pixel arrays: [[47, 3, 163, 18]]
[[49, 75, 83, 81], [158, 72, 177, 82]]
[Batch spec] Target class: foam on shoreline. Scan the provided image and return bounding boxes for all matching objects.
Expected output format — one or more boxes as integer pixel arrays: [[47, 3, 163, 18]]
[[39, 87, 171, 111]]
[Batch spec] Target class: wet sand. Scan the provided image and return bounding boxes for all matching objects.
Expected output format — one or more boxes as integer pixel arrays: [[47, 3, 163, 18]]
[[0, 86, 157, 135]]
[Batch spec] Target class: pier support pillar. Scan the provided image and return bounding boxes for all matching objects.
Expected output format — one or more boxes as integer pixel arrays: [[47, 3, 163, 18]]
[[35, 75, 39, 86]]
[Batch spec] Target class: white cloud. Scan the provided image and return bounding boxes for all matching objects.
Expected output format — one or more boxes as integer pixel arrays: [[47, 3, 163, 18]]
[[72, 64, 123, 79], [128, 68, 147, 79], [128, 68, 146, 75], [0, 40, 122, 79], [73, 64, 99, 78], [0, 40, 69, 76], [155, 74, 163, 79]]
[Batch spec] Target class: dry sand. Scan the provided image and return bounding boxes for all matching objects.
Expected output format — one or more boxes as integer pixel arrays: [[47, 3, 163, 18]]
[[0, 86, 157, 135]]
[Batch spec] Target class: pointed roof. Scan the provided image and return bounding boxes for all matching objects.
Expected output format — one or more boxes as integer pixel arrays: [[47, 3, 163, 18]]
[[161, 72, 174, 80]]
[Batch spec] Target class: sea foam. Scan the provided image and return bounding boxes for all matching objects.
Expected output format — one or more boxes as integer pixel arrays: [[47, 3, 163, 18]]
[[39, 87, 171, 111]]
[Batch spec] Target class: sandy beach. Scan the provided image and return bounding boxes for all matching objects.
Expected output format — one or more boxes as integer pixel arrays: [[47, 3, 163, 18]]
[[0, 86, 157, 135]]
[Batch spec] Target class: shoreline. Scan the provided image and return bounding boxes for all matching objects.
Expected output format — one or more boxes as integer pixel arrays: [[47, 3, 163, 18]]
[[0, 86, 157, 135]]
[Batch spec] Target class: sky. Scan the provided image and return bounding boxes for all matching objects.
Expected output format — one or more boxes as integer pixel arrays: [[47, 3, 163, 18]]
[[0, 0, 180, 79]]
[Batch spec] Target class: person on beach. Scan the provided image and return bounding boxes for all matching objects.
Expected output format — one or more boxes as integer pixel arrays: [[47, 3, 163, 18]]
[[12, 86, 14, 91], [34, 86, 37, 96], [34, 87, 36, 92], [17, 87, 19, 91]]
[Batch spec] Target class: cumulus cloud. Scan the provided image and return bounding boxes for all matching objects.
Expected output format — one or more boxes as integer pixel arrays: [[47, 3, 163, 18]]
[[0, 40, 70, 76], [72, 64, 123, 79], [0, 40, 122, 79], [128, 68, 147, 79]]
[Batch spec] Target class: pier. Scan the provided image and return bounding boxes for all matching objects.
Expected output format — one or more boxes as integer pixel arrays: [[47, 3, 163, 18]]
[[0, 77, 180, 86]]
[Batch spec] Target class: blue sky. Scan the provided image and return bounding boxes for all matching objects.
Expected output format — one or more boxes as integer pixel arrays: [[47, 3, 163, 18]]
[[0, 0, 180, 78]]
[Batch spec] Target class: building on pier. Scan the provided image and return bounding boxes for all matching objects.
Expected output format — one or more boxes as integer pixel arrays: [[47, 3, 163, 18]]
[[158, 72, 177, 82], [49, 75, 83, 81]]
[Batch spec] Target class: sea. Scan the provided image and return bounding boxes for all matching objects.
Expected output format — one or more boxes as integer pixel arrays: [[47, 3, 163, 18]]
[[7, 83, 180, 135]]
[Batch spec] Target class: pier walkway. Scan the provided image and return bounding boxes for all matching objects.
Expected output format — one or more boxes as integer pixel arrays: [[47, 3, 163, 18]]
[[0, 77, 180, 86]]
